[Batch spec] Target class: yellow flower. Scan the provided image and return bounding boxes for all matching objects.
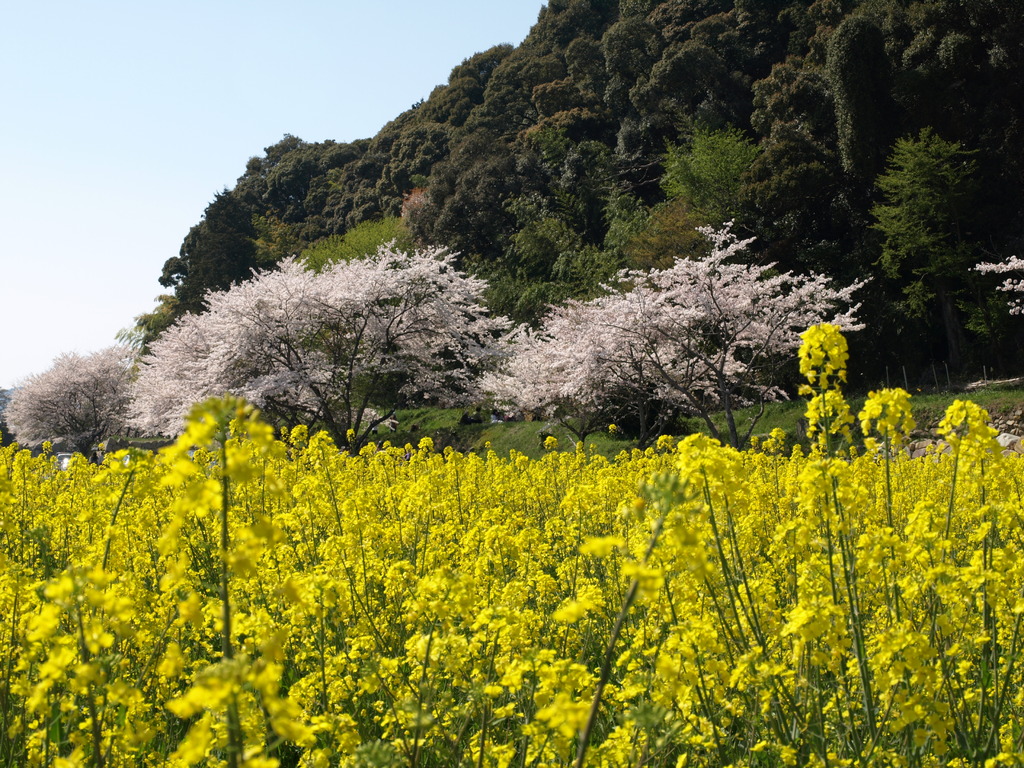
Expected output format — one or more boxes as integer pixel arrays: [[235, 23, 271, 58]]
[[804, 389, 854, 448], [859, 387, 916, 446], [762, 427, 787, 454], [798, 323, 849, 389], [580, 535, 625, 557], [939, 399, 1000, 457]]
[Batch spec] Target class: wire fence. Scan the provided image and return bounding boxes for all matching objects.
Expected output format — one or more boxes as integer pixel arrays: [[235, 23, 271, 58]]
[[875, 362, 1024, 395]]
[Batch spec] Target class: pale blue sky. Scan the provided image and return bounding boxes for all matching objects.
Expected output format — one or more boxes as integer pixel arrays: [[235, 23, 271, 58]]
[[0, 0, 545, 389]]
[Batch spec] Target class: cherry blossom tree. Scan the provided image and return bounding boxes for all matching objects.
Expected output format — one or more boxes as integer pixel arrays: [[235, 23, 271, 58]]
[[6, 346, 135, 454], [975, 256, 1024, 315], [482, 298, 671, 446], [488, 224, 865, 449], [614, 224, 865, 447], [132, 245, 509, 447]]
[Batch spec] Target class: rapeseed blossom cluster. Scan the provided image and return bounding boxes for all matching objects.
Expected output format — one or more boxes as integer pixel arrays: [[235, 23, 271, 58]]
[[1, 327, 1024, 766], [799, 324, 856, 450]]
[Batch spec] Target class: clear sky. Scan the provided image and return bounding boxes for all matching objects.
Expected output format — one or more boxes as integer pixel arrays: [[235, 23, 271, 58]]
[[0, 0, 545, 390]]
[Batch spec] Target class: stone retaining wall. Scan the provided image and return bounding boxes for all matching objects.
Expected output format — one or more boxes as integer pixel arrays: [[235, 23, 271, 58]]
[[904, 404, 1024, 458]]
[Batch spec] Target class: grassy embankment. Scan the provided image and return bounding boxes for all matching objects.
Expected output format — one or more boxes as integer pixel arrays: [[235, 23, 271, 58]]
[[389, 381, 1024, 459]]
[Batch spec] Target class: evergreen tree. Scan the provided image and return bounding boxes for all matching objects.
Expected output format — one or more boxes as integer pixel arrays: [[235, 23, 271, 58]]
[[871, 127, 979, 368]]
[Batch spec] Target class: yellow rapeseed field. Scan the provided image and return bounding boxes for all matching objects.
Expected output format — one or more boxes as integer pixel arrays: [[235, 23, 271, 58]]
[[2, 326, 1024, 767]]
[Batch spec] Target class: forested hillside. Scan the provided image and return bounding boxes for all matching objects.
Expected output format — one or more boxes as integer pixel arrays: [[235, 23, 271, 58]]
[[142, 0, 1024, 384]]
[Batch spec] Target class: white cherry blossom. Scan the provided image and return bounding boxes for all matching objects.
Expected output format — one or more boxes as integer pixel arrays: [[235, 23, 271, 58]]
[[6, 346, 134, 453], [132, 245, 508, 447]]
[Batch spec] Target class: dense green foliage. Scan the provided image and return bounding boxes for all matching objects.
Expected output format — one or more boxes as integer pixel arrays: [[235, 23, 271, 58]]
[[143, 0, 1024, 382]]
